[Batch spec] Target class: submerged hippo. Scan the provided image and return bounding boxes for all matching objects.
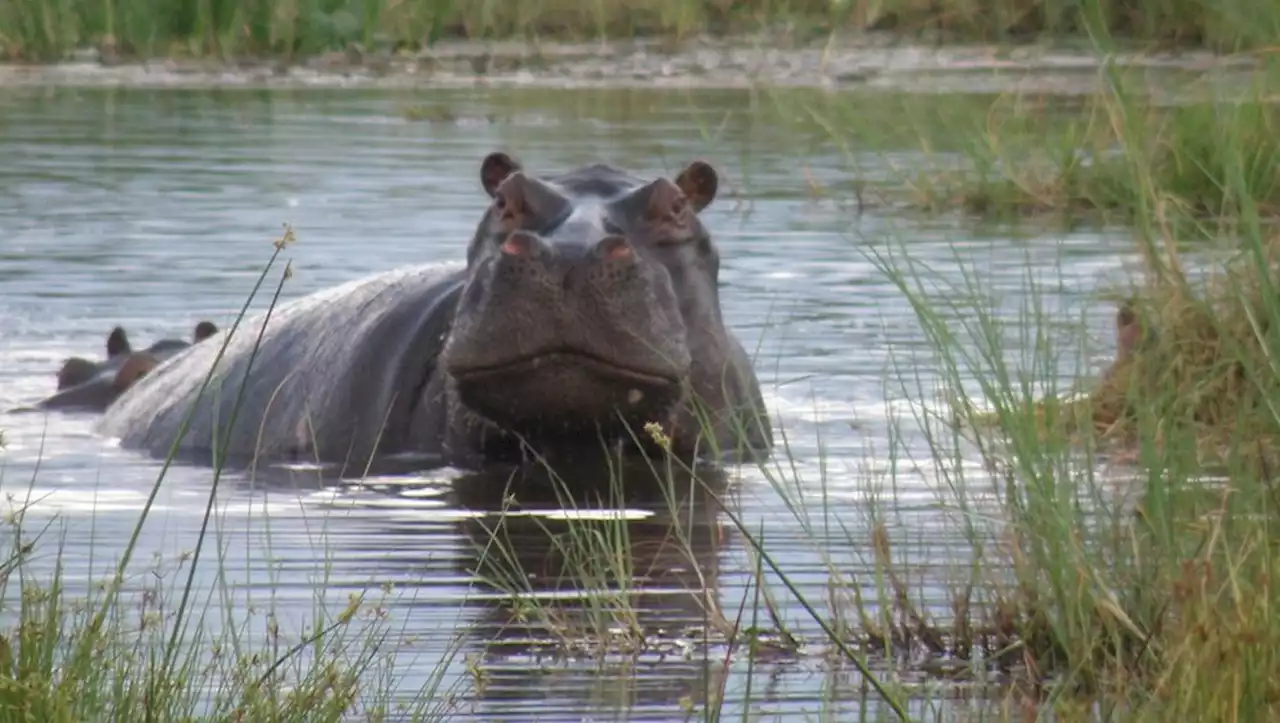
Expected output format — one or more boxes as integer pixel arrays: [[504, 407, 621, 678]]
[[99, 152, 774, 474], [1115, 303, 1142, 365], [27, 321, 222, 414], [1101, 300, 1154, 383], [146, 320, 220, 356], [55, 321, 221, 391], [34, 352, 161, 412], [56, 326, 131, 390]]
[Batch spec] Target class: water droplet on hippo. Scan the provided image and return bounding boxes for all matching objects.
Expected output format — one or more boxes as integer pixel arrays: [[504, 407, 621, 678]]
[[627, 389, 643, 405]]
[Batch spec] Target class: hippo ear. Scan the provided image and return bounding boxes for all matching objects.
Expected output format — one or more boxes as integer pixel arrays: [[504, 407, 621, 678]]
[[107, 326, 131, 357], [193, 321, 218, 342], [1116, 302, 1137, 330], [674, 161, 718, 213], [481, 152, 522, 198], [1115, 301, 1145, 361]]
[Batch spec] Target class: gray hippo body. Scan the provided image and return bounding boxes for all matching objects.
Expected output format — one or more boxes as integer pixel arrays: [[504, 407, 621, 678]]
[[98, 153, 774, 474], [101, 265, 467, 468]]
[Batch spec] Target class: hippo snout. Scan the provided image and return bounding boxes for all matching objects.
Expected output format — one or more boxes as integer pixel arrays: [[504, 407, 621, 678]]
[[444, 225, 691, 437], [498, 231, 636, 264], [492, 230, 641, 287]]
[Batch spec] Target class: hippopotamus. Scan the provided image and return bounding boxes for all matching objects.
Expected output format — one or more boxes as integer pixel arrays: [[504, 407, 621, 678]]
[[1114, 303, 1143, 365], [145, 320, 220, 356], [22, 321, 222, 414], [55, 321, 221, 391], [98, 152, 774, 475], [33, 352, 162, 412], [56, 326, 131, 390], [1101, 300, 1154, 384]]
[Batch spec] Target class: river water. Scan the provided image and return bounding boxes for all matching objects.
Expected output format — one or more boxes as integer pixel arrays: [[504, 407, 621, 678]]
[[0, 85, 1141, 720]]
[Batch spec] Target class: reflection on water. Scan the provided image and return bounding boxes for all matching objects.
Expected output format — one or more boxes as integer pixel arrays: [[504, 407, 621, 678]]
[[0, 84, 1145, 718], [447, 460, 731, 720]]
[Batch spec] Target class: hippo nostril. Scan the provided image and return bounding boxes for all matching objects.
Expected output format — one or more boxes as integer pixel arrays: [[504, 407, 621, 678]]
[[595, 235, 633, 263], [500, 232, 537, 258]]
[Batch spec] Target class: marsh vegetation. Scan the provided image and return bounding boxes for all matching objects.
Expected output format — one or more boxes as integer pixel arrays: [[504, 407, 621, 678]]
[[1, 10, 1279, 719], [3, 0, 1279, 61]]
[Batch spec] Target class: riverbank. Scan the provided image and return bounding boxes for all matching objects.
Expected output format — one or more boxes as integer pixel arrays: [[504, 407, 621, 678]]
[[3, 36, 1280, 719], [4, 0, 1277, 65], [0, 32, 1264, 96], [4, 34, 1273, 230]]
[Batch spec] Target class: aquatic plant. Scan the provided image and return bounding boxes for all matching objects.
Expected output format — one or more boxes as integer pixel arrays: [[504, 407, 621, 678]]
[[785, 61, 1280, 230], [857, 55, 1280, 718]]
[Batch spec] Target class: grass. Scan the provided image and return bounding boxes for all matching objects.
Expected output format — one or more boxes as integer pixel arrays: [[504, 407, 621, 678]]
[[2, 0, 1280, 62], [779, 59, 1280, 230], [416, 37, 1280, 722], [0, 229, 479, 721], [847, 55, 1280, 718], [857, 221, 1280, 719], [998, 226, 1280, 471]]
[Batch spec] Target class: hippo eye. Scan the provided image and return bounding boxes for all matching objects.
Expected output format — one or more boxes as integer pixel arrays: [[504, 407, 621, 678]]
[[495, 191, 525, 213]]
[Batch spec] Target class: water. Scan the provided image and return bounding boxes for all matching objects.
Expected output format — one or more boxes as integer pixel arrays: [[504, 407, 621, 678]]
[[0, 84, 1142, 720]]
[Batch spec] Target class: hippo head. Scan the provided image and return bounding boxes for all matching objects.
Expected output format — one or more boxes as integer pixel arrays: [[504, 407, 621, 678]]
[[112, 352, 159, 392], [56, 325, 133, 390], [56, 357, 100, 391], [442, 152, 730, 452], [1116, 304, 1140, 364], [1114, 300, 1159, 366]]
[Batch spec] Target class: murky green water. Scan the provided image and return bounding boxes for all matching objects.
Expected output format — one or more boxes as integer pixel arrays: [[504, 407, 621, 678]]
[[0, 85, 1141, 720]]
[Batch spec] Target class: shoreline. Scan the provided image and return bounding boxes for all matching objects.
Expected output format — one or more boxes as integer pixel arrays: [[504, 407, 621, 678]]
[[0, 33, 1264, 97]]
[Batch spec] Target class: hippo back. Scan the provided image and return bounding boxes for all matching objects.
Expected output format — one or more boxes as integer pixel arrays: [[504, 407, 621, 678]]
[[99, 263, 467, 471]]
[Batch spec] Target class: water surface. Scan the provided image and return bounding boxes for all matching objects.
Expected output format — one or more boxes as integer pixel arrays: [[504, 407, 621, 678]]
[[0, 85, 1143, 720]]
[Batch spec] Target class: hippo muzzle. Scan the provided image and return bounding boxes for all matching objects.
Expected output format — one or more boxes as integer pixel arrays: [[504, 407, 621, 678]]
[[443, 177, 693, 438]]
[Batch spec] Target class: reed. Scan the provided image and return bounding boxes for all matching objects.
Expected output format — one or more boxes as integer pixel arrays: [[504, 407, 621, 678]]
[[2, 0, 1278, 62]]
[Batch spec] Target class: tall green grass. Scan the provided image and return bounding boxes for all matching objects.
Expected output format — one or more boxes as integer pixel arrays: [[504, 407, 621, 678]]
[[780, 60, 1280, 231], [2, 0, 1280, 62], [781, 46, 1280, 719]]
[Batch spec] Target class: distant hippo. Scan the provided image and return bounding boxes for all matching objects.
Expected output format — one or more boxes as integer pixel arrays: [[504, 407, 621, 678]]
[[145, 320, 220, 356], [56, 321, 220, 390], [26, 321, 221, 414], [1102, 300, 1155, 382], [56, 326, 131, 390], [98, 152, 774, 475], [34, 352, 161, 412], [1115, 303, 1142, 365]]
